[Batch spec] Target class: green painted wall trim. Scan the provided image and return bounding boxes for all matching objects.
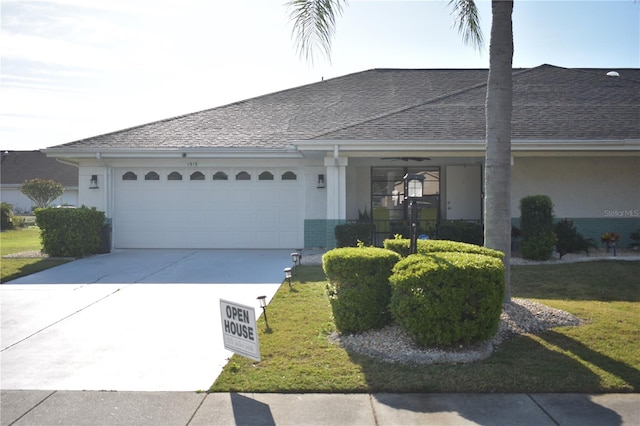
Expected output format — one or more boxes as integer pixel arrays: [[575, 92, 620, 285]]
[[512, 217, 640, 248], [304, 219, 346, 250]]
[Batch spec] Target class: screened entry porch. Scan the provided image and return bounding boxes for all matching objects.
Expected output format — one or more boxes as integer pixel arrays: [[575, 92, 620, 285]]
[[367, 165, 483, 246]]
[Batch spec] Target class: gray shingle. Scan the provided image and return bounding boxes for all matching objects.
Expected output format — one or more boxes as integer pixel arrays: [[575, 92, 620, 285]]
[[51, 64, 639, 151], [317, 65, 640, 141]]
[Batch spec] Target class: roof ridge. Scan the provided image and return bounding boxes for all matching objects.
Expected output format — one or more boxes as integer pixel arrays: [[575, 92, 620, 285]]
[[309, 64, 636, 140], [310, 67, 542, 140]]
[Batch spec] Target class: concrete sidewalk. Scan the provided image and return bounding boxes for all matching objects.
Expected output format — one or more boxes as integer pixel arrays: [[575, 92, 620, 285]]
[[2, 391, 639, 425]]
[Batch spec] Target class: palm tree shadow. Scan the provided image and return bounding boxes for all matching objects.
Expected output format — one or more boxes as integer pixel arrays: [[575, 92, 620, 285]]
[[372, 393, 623, 426], [539, 330, 640, 389]]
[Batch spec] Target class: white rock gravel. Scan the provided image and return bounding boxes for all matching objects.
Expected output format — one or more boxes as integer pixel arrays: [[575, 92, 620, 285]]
[[2, 250, 47, 259], [302, 249, 638, 365], [328, 298, 584, 365]]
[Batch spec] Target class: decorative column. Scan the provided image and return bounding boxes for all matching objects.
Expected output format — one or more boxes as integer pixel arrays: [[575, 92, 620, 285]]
[[324, 156, 348, 220]]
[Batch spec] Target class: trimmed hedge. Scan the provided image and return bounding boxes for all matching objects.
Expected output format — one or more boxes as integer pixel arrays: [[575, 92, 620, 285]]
[[384, 238, 504, 260], [436, 220, 483, 246], [334, 222, 375, 247], [389, 252, 505, 347], [520, 195, 555, 260], [323, 247, 401, 333], [35, 206, 105, 257]]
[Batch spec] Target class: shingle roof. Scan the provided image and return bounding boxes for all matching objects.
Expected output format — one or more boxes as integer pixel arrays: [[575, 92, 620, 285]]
[[51, 64, 639, 151], [318, 65, 640, 141], [0, 151, 78, 186]]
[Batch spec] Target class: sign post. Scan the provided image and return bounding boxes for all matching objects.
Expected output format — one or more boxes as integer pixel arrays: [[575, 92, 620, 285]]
[[219, 299, 261, 362]]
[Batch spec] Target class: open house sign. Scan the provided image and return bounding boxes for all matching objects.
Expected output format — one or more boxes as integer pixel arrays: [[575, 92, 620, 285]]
[[219, 299, 261, 362]]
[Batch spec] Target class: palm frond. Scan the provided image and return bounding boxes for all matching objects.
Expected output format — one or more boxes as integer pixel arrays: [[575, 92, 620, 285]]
[[287, 0, 347, 64], [448, 0, 484, 51]]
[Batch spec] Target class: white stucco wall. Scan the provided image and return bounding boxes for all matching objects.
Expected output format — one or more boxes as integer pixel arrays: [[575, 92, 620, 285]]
[[346, 164, 371, 220], [512, 156, 640, 218], [78, 166, 109, 213], [304, 166, 328, 220]]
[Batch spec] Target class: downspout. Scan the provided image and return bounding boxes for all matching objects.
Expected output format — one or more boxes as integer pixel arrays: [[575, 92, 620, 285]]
[[333, 144, 339, 165]]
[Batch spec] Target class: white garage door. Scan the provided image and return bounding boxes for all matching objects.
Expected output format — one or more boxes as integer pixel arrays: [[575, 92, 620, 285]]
[[113, 168, 303, 249]]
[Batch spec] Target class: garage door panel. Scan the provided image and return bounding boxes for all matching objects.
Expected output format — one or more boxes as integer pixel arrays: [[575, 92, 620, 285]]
[[114, 168, 303, 249]]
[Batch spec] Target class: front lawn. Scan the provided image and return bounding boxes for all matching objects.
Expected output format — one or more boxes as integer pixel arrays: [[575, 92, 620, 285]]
[[211, 261, 640, 393], [0, 226, 70, 283]]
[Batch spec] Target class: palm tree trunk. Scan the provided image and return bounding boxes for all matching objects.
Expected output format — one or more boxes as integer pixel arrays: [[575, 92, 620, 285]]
[[484, 0, 513, 302]]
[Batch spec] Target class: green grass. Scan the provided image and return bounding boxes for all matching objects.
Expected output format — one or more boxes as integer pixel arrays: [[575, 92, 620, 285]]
[[211, 261, 640, 393], [1, 226, 70, 283]]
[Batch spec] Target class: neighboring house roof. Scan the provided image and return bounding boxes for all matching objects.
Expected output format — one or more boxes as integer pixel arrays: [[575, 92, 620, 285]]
[[0, 150, 78, 187], [47, 64, 639, 152]]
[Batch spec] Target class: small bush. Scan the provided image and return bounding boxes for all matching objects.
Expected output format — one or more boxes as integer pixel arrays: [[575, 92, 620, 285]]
[[520, 195, 555, 260], [384, 238, 504, 260], [520, 234, 557, 260], [389, 252, 505, 347], [334, 222, 375, 247], [323, 247, 401, 333], [1, 202, 14, 230], [35, 206, 105, 257], [12, 216, 27, 228], [436, 220, 483, 245], [554, 218, 596, 259]]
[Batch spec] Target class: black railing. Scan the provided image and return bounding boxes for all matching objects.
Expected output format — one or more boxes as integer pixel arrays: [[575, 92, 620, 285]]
[[370, 219, 483, 247]]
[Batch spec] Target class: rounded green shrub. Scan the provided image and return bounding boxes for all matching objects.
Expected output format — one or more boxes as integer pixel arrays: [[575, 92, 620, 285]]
[[323, 247, 401, 333], [389, 252, 505, 347], [384, 238, 504, 260]]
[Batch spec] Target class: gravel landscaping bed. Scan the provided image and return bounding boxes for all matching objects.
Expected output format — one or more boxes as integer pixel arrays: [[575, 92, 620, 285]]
[[303, 248, 638, 365], [2, 250, 47, 259], [329, 298, 584, 365]]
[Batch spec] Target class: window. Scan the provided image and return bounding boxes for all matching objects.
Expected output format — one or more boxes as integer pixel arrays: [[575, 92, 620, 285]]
[[258, 171, 274, 181], [213, 171, 228, 181], [168, 172, 182, 181], [281, 171, 297, 181], [122, 171, 137, 181], [371, 166, 440, 225], [145, 171, 160, 181], [190, 171, 205, 181], [235, 171, 251, 181]]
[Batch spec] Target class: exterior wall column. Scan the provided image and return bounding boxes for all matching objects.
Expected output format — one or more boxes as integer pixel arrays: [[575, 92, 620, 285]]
[[324, 156, 348, 220]]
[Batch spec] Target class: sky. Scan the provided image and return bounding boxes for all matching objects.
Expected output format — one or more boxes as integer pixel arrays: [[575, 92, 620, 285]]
[[1, 0, 639, 151]]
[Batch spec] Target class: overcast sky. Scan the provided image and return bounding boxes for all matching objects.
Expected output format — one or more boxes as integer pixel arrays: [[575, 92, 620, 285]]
[[1, 0, 638, 151]]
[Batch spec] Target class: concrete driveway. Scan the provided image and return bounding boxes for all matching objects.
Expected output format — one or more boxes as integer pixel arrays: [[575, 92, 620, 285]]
[[1, 249, 292, 391]]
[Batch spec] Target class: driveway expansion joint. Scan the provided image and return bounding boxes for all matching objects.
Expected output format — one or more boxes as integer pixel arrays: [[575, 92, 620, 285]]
[[1, 287, 123, 352]]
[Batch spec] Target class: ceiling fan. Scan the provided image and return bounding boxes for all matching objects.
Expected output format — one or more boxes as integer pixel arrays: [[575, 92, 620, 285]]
[[381, 157, 431, 162]]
